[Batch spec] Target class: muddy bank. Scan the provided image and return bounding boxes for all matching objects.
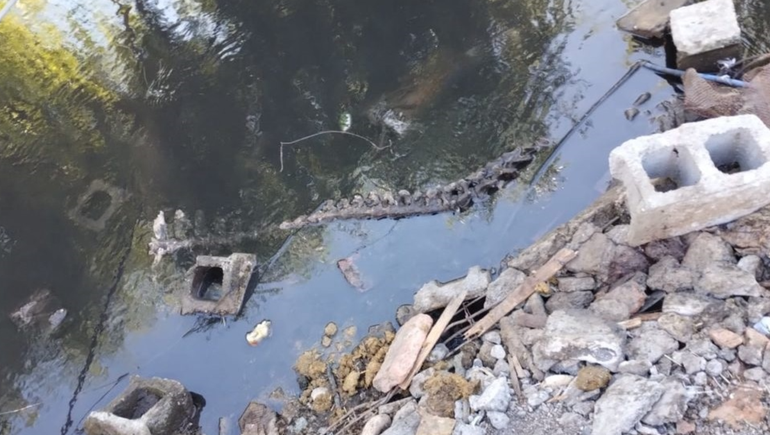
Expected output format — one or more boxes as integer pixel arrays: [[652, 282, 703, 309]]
[[245, 185, 770, 435]]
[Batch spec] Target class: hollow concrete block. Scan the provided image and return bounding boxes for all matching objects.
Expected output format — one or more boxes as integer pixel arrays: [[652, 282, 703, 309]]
[[83, 376, 197, 435], [181, 253, 256, 316], [670, 0, 741, 71], [609, 115, 770, 247]]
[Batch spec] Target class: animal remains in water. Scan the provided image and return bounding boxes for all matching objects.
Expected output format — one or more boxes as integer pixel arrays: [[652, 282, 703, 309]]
[[280, 147, 536, 230]]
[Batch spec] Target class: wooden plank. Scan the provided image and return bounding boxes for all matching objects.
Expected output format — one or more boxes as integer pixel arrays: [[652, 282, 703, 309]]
[[464, 248, 577, 339], [507, 355, 523, 399], [398, 290, 468, 390], [617, 312, 662, 330]]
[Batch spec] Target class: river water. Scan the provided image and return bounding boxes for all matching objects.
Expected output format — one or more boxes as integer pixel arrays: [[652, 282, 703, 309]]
[[1, 0, 769, 434]]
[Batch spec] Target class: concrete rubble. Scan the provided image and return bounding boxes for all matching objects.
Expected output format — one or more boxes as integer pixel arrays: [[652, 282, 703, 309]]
[[267, 174, 770, 435], [669, 0, 742, 71], [180, 253, 256, 316], [83, 376, 200, 435], [616, 0, 692, 40]]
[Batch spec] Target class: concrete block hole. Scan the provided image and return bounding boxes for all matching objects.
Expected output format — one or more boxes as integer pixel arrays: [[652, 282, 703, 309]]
[[112, 387, 161, 420], [642, 146, 701, 193], [191, 266, 224, 301], [704, 129, 767, 174], [79, 190, 112, 221]]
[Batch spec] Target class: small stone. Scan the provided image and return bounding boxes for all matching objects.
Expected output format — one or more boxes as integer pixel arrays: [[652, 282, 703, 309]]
[[409, 368, 436, 399], [647, 256, 694, 293], [685, 338, 719, 360], [428, 344, 449, 363], [719, 348, 736, 362], [396, 304, 417, 326], [558, 412, 586, 428], [575, 366, 611, 391], [688, 373, 707, 387], [468, 377, 511, 412], [415, 414, 455, 435], [490, 345, 506, 361], [478, 341, 497, 368], [572, 400, 595, 417], [738, 255, 763, 280], [533, 309, 626, 372], [482, 331, 502, 345], [682, 233, 735, 270], [676, 420, 696, 434], [486, 411, 510, 429], [643, 378, 692, 425], [558, 276, 596, 292], [382, 400, 421, 435], [645, 237, 688, 261], [627, 322, 679, 365], [744, 367, 767, 382], [763, 346, 770, 374], [451, 423, 484, 435], [709, 328, 743, 349], [657, 313, 694, 343], [618, 360, 652, 376], [373, 314, 433, 393], [739, 345, 764, 366], [484, 268, 527, 308], [566, 233, 616, 278], [543, 374, 575, 388], [695, 263, 762, 299], [324, 322, 338, 337], [545, 291, 594, 312], [590, 272, 647, 321], [663, 293, 717, 317], [705, 359, 725, 377], [321, 336, 332, 347], [453, 399, 470, 423], [493, 359, 511, 377], [524, 385, 550, 408], [361, 414, 391, 435], [414, 266, 491, 313], [592, 375, 665, 435], [671, 351, 706, 375]]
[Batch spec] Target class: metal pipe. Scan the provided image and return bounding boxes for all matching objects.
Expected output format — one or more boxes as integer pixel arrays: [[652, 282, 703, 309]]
[[641, 61, 748, 88]]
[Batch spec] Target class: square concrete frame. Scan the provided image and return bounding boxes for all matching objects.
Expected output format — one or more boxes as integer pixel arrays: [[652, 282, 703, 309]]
[[181, 253, 256, 316], [609, 114, 770, 247], [83, 376, 195, 435], [68, 180, 129, 231], [670, 0, 741, 71]]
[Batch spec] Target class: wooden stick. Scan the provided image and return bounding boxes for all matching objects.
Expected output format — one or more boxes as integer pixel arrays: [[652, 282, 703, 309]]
[[464, 248, 577, 339], [507, 355, 523, 399], [617, 312, 662, 330], [399, 290, 468, 390]]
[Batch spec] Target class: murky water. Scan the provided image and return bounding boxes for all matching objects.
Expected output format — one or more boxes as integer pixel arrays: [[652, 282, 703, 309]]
[[1, 0, 769, 433]]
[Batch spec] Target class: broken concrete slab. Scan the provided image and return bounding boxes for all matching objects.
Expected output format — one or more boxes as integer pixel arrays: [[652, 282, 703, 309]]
[[642, 378, 693, 425], [694, 263, 762, 299], [616, 0, 692, 39], [413, 266, 490, 313], [670, 0, 742, 71], [181, 253, 256, 316], [663, 292, 718, 317], [239, 402, 281, 435], [83, 376, 198, 435], [532, 309, 626, 372], [484, 267, 526, 308], [647, 256, 694, 293], [592, 375, 665, 435], [9, 288, 67, 333], [682, 233, 736, 270], [627, 322, 680, 365], [590, 271, 647, 321], [609, 115, 770, 247]]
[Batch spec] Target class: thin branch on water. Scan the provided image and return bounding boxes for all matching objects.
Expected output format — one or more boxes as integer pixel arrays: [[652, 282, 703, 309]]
[[279, 130, 390, 172], [0, 403, 41, 416]]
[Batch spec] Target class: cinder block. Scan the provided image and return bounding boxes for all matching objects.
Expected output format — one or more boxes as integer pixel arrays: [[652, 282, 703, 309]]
[[670, 0, 742, 71], [609, 115, 770, 247], [83, 376, 197, 435], [181, 253, 256, 316]]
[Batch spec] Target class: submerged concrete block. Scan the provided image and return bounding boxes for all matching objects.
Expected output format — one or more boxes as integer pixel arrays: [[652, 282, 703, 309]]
[[670, 0, 741, 71], [609, 115, 770, 247], [616, 0, 692, 40], [83, 376, 197, 435], [68, 179, 128, 231], [181, 253, 256, 316]]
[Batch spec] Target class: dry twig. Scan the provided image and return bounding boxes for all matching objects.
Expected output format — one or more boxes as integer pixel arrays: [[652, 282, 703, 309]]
[[0, 403, 41, 416]]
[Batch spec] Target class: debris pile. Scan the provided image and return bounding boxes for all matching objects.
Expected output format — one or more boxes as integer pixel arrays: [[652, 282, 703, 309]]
[[263, 186, 770, 435]]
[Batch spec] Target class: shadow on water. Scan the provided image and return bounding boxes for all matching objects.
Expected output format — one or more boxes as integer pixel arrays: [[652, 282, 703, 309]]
[[2, 0, 770, 433]]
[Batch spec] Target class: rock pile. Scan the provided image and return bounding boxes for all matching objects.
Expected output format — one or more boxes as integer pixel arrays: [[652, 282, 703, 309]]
[[250, 188, 770, 435]]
